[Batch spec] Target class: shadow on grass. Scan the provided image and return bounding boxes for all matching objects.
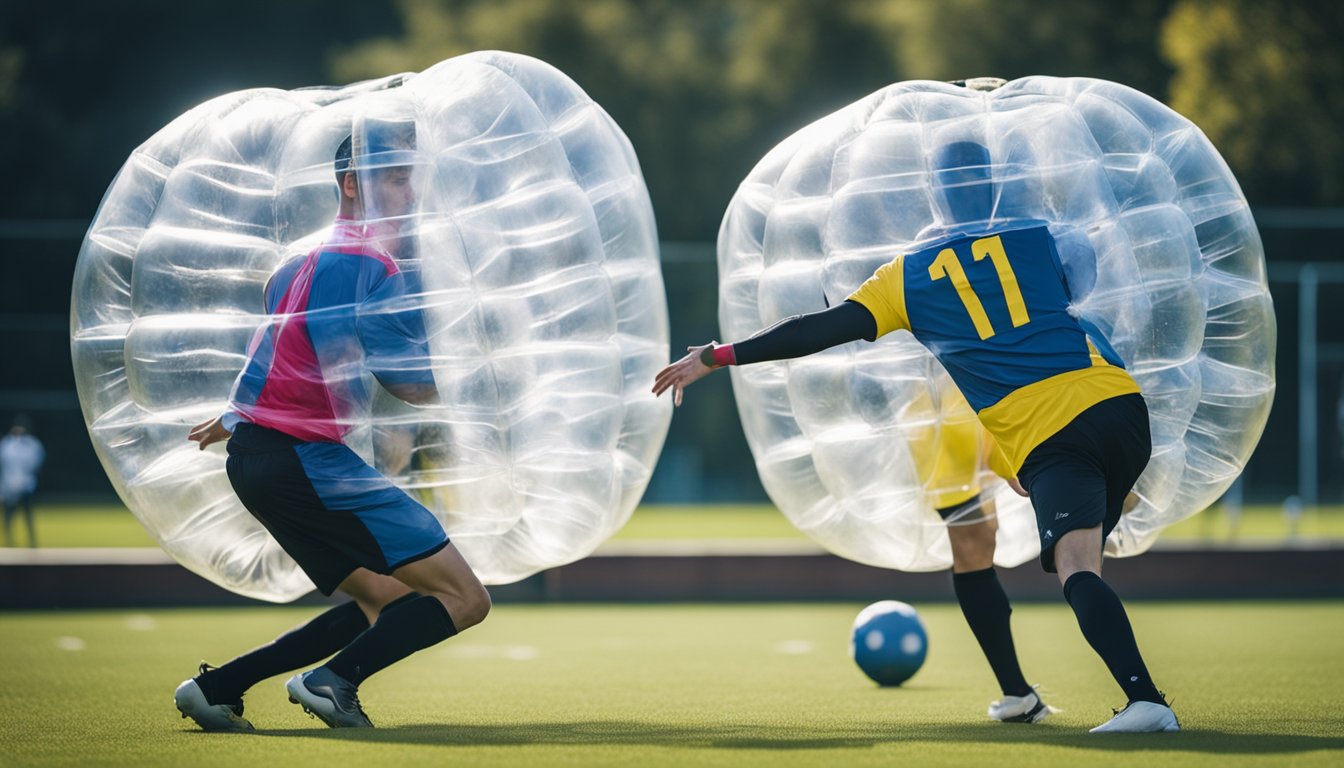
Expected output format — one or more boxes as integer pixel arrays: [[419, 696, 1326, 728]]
[[247, 720, 1344, 754]]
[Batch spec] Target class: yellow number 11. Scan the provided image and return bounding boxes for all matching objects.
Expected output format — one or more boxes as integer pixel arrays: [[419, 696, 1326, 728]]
[[927, 235, 1031, 340]]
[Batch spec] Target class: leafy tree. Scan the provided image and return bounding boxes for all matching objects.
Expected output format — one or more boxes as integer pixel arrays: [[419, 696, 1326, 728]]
[[860, 0, 1176, 96], [0, 0, 403, 218], [332, 0, 901, 239], [1162, 0, 1344, 204]]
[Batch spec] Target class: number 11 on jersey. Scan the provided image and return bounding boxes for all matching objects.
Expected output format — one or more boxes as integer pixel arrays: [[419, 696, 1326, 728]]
[[928, 235, 1032, 340]]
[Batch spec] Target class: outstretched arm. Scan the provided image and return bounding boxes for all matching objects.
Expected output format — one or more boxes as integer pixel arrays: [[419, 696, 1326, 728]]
[[653, 300, 877, 406]]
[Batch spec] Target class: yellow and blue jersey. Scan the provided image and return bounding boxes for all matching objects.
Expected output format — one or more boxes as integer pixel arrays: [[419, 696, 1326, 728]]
[[848, 220, 1139, 473]]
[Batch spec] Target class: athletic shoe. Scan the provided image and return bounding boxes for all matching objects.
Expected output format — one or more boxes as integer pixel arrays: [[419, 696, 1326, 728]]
[[286, 668, 373, 728], [1090, 700, 1180, 733], [174, 663, 253, 731], [988, 689, 1057, 724]]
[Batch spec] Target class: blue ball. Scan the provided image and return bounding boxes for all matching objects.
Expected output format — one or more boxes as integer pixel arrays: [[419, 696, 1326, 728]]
[[851, 600, 928, 686]]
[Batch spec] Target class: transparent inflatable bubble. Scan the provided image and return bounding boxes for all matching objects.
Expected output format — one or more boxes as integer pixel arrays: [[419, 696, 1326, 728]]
[[72, 52, 671, 601], [718, 77, 1275, 571]]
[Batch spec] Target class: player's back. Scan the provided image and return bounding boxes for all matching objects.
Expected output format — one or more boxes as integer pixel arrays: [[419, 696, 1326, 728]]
[[849, 218, 1139, 472], [901, 221, 1100, 410]]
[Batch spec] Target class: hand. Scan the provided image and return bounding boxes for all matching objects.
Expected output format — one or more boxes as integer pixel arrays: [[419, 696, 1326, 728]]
[[1008, 477, 1028, 497], [652, 343, 717, 407], [188, 416, 231, 450]]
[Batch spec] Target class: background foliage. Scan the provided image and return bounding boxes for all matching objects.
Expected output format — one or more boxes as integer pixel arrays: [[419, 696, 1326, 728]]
[[3, 0, 1342, 233], [0, 0, 1338, 500]]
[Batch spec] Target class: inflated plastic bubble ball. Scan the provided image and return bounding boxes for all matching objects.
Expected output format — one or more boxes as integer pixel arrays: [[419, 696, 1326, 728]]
[[71, 51, 671, 601], [717, 76, 1274, 571]]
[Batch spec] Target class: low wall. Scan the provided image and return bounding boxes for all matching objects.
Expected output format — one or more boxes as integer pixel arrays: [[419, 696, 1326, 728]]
[[1, 543, 1340, 608]]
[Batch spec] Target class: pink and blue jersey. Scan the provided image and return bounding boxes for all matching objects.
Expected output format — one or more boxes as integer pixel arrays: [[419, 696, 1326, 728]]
[[228, 217, 432, 444]]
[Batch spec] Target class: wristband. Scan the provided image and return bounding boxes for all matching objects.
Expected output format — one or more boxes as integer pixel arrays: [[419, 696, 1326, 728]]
[[699, 343, 737, 368]]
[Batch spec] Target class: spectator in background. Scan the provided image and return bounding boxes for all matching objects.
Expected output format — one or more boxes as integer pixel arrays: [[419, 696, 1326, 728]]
[[1337, 377, 1344, 472], [1, 415, 45, 547]]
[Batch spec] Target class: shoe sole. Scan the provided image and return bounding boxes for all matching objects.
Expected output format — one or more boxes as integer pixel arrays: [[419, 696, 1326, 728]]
[[1001, 701, 1050, 724], [1090, 717, 1180, 733], [1091, 724, 1181, 733], [174, 680, 254, 732], [991, 697, 1055, 724]]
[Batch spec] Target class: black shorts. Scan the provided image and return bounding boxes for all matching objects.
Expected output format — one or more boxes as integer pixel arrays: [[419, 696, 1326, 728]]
[[226, 423, 449, 595], [936, 492, 988, 524], [1016, 393, 1151, 573]]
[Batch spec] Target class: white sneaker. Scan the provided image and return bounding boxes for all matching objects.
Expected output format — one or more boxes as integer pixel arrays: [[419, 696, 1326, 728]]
[[1090, 701, 1180, 733], [988, 690, 1057, 723], [174, 678, 253, 731]]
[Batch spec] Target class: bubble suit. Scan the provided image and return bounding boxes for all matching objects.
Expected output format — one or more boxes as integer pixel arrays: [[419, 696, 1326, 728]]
[[718, 77, 1275, 570], [71, 52, 671, 601]]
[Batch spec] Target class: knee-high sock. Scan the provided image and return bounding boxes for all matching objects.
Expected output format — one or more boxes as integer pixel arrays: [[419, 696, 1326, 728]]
[[1063, 571, 1164, 704], [203, 600, 371, 703], [953, 567, 1032, 697], [324, 594, 458, 686]]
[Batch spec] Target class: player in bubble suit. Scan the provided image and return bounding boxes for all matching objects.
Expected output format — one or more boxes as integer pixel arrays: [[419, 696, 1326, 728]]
[[173, 127, 491, 730], [656, 140, 1178, 733]]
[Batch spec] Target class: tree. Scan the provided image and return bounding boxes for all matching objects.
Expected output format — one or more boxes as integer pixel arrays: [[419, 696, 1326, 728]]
[[855, 0, 1175, 96], [1162, 0, 1344, 204], [331, 0, 902, 240], [0, 0, 403, 219]]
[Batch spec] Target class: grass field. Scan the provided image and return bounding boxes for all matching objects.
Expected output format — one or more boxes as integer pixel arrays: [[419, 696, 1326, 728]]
[[8, 502, 1344, 549], [1, 602, 1340, 767]]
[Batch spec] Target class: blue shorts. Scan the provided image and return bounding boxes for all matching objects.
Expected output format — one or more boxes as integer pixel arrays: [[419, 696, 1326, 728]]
[[1016, 393, 1151, 573], [226, 422, 449, 595]]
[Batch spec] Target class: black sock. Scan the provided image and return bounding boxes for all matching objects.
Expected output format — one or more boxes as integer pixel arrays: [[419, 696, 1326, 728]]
[[324, 595, 458, 686], [202, 601, 370, 703], [378, 591, 422, 615], [1062, 571, 1164, 704], [953, 567, 1032, 697]]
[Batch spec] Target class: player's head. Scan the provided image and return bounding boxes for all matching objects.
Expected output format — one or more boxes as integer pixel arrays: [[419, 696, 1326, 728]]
[[930, 140, 993, 227], [339, 117, 418, 221], [334, 134, 354, 186]]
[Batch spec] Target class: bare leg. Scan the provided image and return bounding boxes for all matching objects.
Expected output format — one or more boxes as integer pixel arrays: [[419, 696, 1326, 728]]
[[388, 542, 491, 630], [1053, 525, 1103, 586], [335, 568, 417, 625], [948, 511, 997, 574], [21, 496, 35, 548]]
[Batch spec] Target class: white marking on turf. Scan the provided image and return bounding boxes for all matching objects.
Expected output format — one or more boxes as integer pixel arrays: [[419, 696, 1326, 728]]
[[124, 614, 157, 631], [773, 640, 814, 654], [56, 636, 86, 651], [445, 644, 540, 660]]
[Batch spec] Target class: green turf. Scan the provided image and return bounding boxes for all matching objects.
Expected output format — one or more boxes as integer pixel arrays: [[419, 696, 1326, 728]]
[[13, 502, 1344, 549], [0, 602, 1340, 767]]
